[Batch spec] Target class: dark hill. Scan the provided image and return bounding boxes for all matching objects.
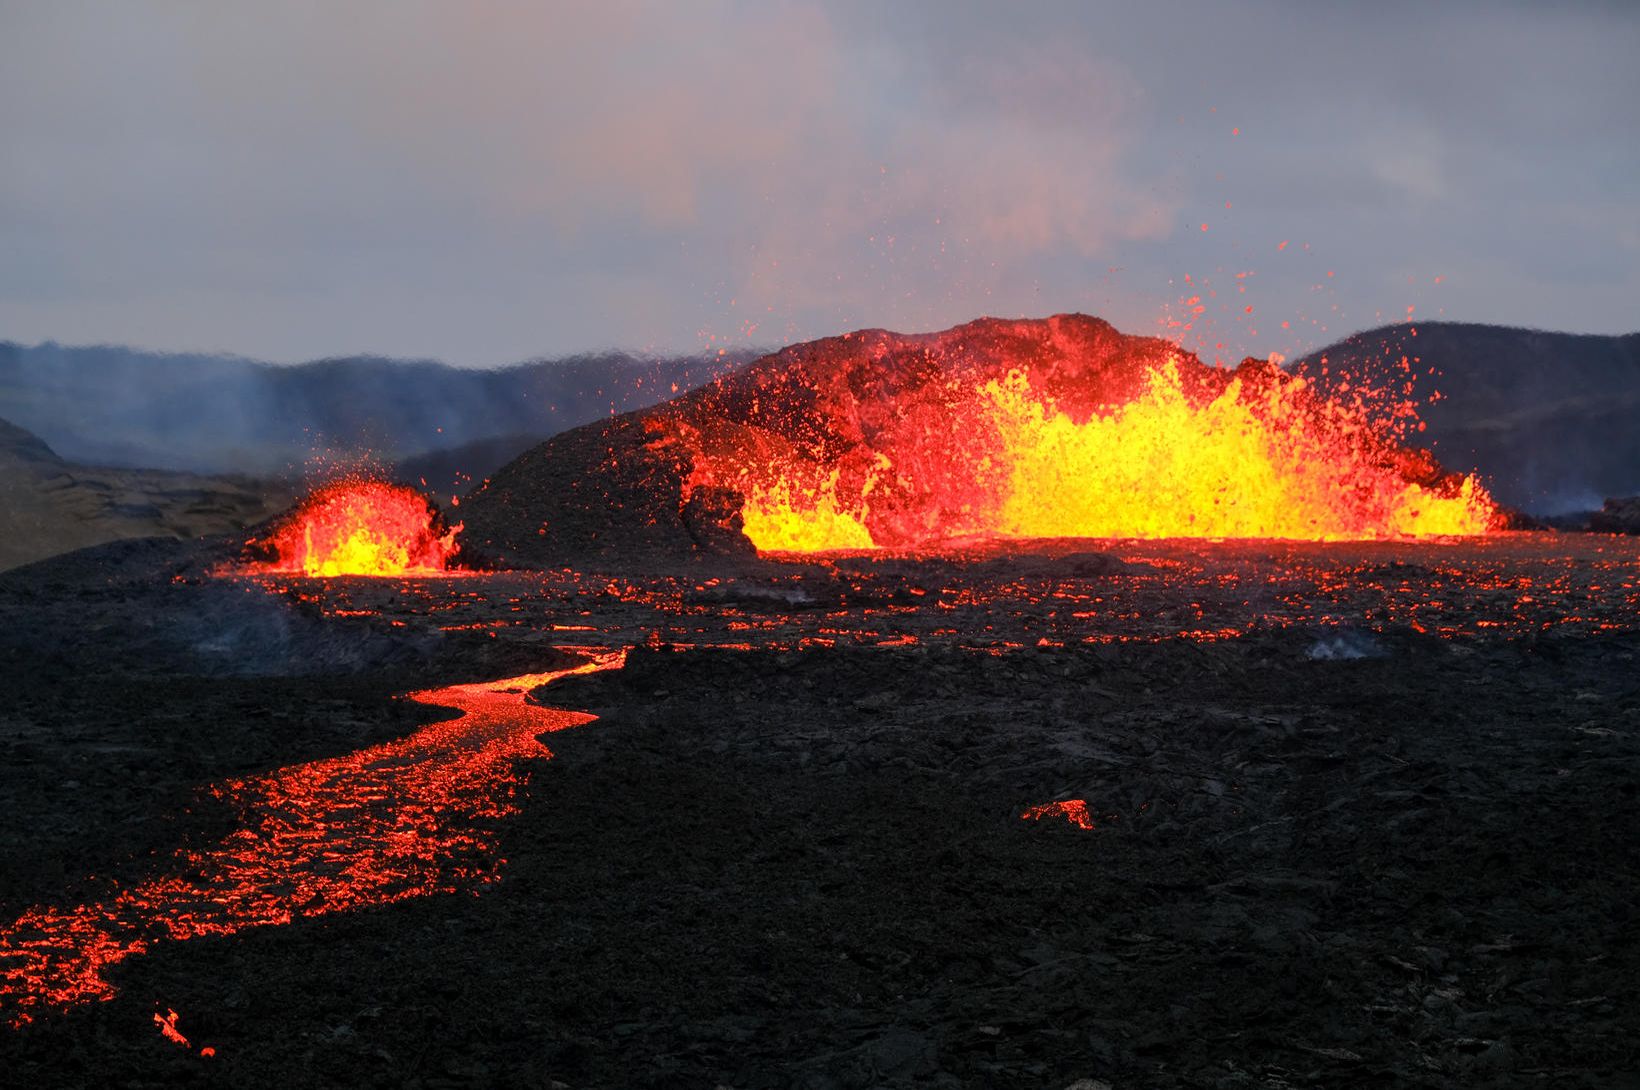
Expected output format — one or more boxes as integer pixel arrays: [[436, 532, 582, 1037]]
[[0, 417, 291, 572], [1293, 323, 1640, 512], [0, 417, 62, 465], [0, 342, 748, 475], [392, 433, 548, 499]]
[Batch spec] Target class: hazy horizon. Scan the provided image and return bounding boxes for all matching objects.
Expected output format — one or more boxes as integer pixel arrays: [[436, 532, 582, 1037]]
[[9, 313, 1639, 374]]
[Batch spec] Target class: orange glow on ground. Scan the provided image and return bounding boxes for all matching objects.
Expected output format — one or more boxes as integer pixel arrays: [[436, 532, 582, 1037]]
[[247, 480, 460, 576], [0, 651, 623, 1027], [154, 1007, 189, 1048], [709, 358, 1496, 551], [1022, 799, 1097, 830]]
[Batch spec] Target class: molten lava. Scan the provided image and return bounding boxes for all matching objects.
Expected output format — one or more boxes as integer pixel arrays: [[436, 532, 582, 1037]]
[[1022, 799, 1098, 830], [669, 316, 1499, 552], [249, 480, 460, 576], [0, 651, 621, 1027], [717, 359, 1495, 550], [154, 1007, 190, 1048]]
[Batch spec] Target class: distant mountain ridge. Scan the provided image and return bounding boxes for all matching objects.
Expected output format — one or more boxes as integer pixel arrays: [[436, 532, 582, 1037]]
[[1293, 322, 1640, 512], [0, 341, 754, 476]]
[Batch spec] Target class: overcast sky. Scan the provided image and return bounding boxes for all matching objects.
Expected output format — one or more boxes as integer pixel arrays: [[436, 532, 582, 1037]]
[[2, 1, 1635, 366]]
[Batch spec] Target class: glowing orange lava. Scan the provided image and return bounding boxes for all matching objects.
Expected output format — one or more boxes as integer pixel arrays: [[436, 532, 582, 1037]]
[[248, 480, 461, 576], [0, 651, 622, 1027], [1021, 799, 1097, 830], [722, 359, 1496, 550], [154, 1007, 189, 1047]]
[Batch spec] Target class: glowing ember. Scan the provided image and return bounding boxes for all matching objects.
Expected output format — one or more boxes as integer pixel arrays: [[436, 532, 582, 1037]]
[[247, 480, 460, 576], [1022, 799, 1097, 830], [674, 316, 1499, 551], [154, 1007, 189, 1048], [0, 651, 622, 1027]]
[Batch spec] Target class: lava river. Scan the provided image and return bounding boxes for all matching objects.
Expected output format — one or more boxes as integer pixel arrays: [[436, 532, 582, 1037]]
[[0, 650, 624, 1028]]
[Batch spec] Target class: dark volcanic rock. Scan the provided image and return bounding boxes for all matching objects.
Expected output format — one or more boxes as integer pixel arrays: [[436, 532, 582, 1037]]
[[1590, 495, 1640, 534], [3, 534, 1639, 1087], [679, 483, 756, 556], [457, 414, 713, 568]]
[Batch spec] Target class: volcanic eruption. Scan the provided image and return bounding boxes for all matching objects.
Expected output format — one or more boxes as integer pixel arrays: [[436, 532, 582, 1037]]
[[461, 315, 1498, 565], [245, 479, 460, 576]]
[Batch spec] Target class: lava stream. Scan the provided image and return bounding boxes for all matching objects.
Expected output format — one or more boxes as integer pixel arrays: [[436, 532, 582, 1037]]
[[0, 650, 624, 1028]]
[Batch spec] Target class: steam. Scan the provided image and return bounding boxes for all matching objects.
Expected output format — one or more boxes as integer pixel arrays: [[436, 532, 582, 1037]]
[[1306, 630, 1385, 661]]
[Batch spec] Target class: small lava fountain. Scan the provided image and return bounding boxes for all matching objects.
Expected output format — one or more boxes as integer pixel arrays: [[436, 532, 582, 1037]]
[[246, 479, 461, 576]]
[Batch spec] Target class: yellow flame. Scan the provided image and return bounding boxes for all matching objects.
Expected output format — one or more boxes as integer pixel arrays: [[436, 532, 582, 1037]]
[[737, 359, 1494, 550], [741, 472, 874, 552]]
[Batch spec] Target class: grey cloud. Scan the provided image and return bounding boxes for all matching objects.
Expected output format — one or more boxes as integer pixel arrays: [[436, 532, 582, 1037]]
[[0, 0, 1634, 367]]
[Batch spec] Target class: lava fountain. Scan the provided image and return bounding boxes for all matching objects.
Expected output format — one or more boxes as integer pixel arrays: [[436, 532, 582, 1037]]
[[456, 315, 1505, 566], [246, 479, 461, 576], [675, 317, 1500, 551]]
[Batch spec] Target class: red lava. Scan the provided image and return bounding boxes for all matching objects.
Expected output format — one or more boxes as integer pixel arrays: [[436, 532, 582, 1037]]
[[1022, 799, 1097, 830], [0, 650, 625, 1028], [244, 479, 461, 578], [154, 1006, 188, 1047]]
